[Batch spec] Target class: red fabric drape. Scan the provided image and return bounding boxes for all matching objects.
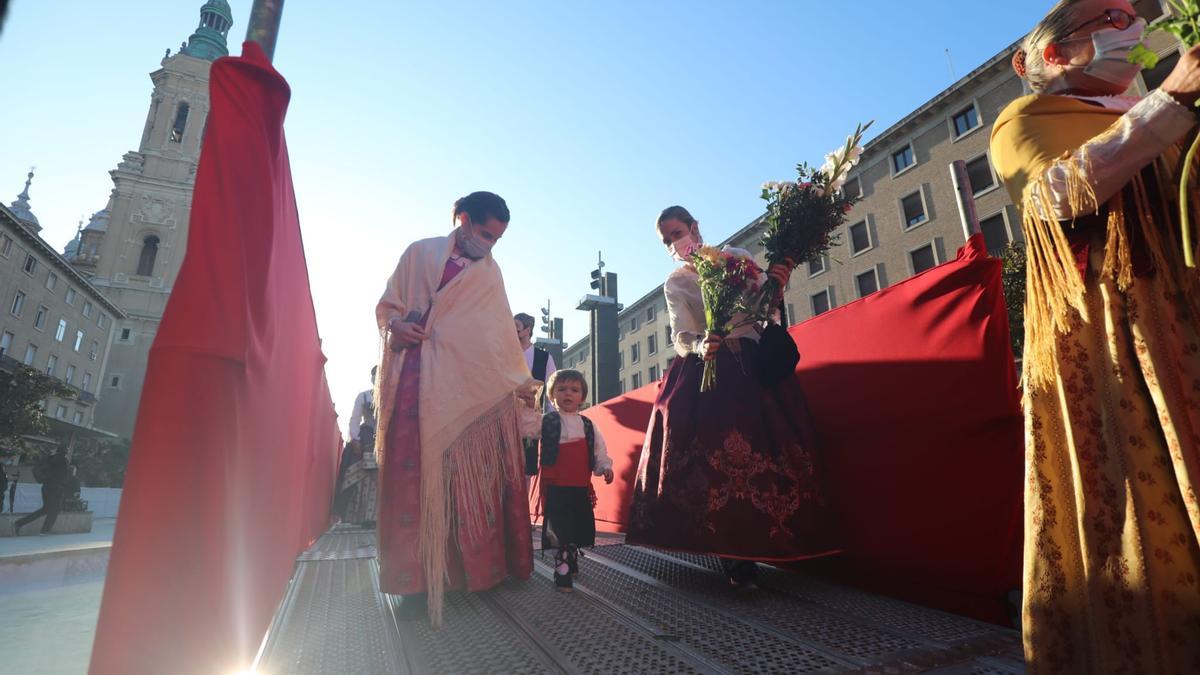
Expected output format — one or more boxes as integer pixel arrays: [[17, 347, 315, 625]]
[[583, 235, 1023, 624], [90, 43, 339, 674]]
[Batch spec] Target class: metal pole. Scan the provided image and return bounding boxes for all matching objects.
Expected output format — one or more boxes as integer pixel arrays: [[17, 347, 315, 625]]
[[246, 0, 285, 62], [950, 160, 981, 241]]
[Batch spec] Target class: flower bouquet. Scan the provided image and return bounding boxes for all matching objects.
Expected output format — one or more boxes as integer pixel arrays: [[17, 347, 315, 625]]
[[688, 121, 873, 393], [1130, 1, 1200, 267], [747, 121, 874, 317], [690, 245, 763, 392]]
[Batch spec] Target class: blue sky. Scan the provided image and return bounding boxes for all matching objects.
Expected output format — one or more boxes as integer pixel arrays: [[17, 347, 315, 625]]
[[0, 0, 1053, 426]]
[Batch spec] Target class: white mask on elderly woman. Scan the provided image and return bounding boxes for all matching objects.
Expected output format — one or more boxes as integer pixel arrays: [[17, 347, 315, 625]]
[[1055, 19, 1147, 92]]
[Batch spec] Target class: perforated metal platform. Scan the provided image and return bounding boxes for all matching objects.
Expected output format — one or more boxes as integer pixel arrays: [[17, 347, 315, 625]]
[[256, 530, 1024, 674]]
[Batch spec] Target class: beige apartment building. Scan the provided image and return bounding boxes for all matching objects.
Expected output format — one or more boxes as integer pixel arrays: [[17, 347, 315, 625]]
[[565, 0, 1178, 401], [1, 194, 125, 432]]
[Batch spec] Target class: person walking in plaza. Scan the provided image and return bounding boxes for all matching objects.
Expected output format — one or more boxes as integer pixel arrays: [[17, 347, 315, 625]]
[[532, 369, 614, 592], [991, 1, 1200, 670], [15, 446, 70, 535], [626, 206, 839, 586], [374, 191, 538, 624], [334, 366, 379, 525]]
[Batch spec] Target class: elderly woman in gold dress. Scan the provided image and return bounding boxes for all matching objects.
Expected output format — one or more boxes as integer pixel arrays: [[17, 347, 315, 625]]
[[990, 1, 1200, 671]]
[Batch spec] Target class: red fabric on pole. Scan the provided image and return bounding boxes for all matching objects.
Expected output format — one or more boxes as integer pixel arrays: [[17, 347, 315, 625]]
[[90, 43, 340, 674], [584, 235, 1022, 624]]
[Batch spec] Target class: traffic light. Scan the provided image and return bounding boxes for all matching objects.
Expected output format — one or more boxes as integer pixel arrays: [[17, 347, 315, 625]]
[[590, 268, 604, 294], [540, 303, 552, 333]]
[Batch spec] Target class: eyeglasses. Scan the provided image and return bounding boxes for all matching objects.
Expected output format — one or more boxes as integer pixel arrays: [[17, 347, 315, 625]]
[[1059, 8, 1137, 42]]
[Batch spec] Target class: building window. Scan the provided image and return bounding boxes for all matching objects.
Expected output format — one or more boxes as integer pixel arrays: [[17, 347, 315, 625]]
[[980, 213, 1012, 256], [665, 325, 672, 345], [65, 364, 75, 384], [82, 372, 92, 392], [951, 104, 981, 138], [120, 327, 132, 342], [629, 316, 639, 332], [55, 405, 67, 420], [631, 372, 642, 389], [0, 234, 12, 257], [89, 340, 99, 361], [892, 145, 915, 174], [808, 255, 827, 277], [0, 332, 11, 356], [910, 243, 938, 274], [631, 342, 641, 363], [65, 288, 76, 305], [901, 190, 928, 229], [841, 177, 862, 200], [10, 291, 25, 317], [72, 411, 83, 425], [82, 301, 93, 318], [647, 333, 658, 356], [46, 354, 57, 376], [23, 343, 37, 366], [56, 319, 67, 342], [812, 289, 832, 316], [108, 374, 122, 389], [33, 305, 48, 330], [618, 379, 626, 394], [649, 365, 660, 381], [97, 313, 107, 328], [74, 330, 84, 352], [136, 235, 160, 276], [23, 254, 37, 275], [966, 155, 996, 195], [646, 306, 656, 322], [849, 220, 872, 255], [856, 269, 880, 298], [170, 102, 190, 143], [46, 271, 58, 292]]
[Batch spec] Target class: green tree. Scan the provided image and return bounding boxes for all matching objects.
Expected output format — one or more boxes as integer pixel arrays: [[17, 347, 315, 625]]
[[1000, 243, 1027, 360], [71, 437, 132, 487], [0, 365, 76, 453]]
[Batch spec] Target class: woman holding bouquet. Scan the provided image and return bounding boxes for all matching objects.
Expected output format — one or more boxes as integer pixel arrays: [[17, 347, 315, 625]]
[[626, 205, 839, 585], [991, 1, 1200, 670]]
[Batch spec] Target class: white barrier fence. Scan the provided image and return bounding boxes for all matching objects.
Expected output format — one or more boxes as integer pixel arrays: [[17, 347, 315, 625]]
[[8, 484, 123, 518]]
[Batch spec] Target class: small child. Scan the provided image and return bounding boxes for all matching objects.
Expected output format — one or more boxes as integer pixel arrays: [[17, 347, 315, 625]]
[[537, 369, 613, 592]]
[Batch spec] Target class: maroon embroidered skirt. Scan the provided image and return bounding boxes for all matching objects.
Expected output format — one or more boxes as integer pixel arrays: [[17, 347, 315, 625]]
[[627, 339, 840, 561]]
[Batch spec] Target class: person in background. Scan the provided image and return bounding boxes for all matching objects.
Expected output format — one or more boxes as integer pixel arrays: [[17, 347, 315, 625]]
[[15, 446, 70, 535], [516, 312, 556, 478]]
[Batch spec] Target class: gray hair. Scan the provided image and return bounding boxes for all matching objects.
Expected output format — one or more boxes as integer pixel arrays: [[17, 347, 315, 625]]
[[1017, 0, 1085, 93]]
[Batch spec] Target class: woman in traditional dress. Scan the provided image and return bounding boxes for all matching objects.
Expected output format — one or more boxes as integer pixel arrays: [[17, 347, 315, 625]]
[[374, 191, 538, 625], [990, 1, 1200, 670], [626, 206, 840, 585]]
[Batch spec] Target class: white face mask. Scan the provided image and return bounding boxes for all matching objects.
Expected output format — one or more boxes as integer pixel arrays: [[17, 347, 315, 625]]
[[1067, 19, 1147, 90], [668, 234, 701, 262], [457, 226, 493, 259]]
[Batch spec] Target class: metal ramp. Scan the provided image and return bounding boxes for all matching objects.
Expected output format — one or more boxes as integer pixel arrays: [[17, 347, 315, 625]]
[[256, 527, 1024, 674]]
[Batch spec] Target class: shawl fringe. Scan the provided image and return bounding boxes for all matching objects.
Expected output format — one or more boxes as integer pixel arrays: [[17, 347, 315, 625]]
[[1021, 148, 1200, 390], [421, 394, 524, 626]]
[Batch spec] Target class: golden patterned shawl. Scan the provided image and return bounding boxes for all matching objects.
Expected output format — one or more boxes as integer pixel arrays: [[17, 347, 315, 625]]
[[990, 93, 1200, 389]]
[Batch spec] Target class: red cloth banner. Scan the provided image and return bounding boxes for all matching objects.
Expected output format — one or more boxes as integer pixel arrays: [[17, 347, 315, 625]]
[[585, 235, 1023, 624], [90, 43, 340, 674]]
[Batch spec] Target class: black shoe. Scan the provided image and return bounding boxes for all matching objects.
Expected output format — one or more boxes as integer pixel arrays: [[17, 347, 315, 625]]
[[567, 546, 579, 576], [554, 549, 573, 592], [726, 560, 759, 589]]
